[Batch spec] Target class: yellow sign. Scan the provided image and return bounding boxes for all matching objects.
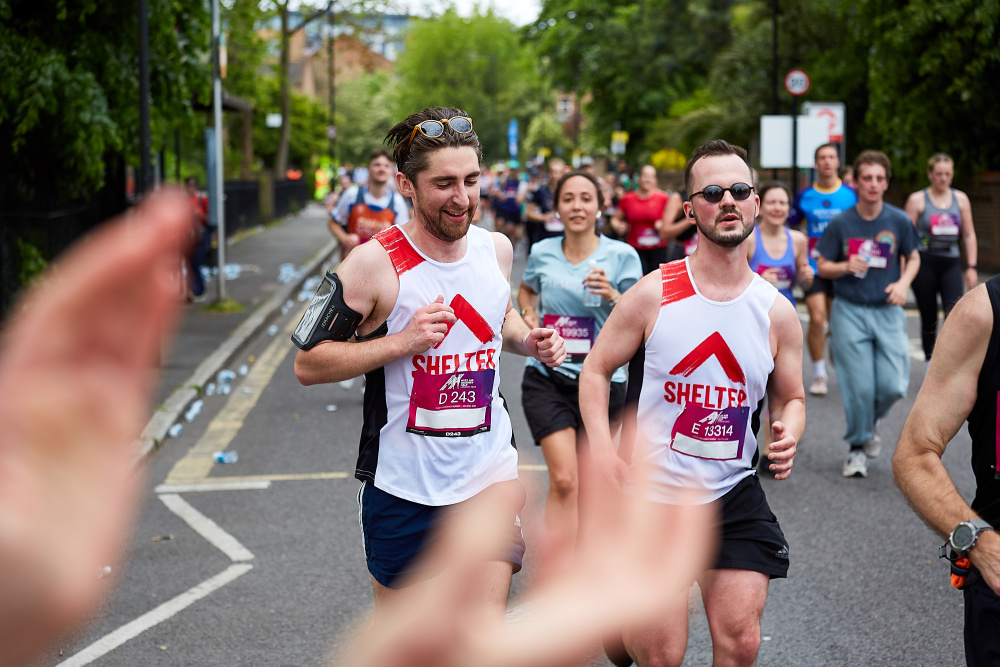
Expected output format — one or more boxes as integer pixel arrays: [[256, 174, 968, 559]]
[[612, 131, 629, 144]]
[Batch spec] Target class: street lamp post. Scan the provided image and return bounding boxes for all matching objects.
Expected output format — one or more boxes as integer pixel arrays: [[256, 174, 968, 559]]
[[212, 0, 227, 301]]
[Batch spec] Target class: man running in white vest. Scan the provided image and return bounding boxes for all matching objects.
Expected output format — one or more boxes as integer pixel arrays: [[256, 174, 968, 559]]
[[580, 140, 805, 667]]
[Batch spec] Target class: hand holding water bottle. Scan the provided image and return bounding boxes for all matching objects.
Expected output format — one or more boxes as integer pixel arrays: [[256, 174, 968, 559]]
[[583, 260, 619, 307]]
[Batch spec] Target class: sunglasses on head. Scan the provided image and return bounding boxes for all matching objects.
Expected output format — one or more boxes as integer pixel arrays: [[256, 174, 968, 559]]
[[689, 182, 754, 204], [406, 116, 474, 150]]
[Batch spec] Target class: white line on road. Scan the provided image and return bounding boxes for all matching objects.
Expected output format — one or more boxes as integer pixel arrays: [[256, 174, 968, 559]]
[[155, 480, 272, 494], [159, 493, 255, 562], [55, 563, 253, 667]]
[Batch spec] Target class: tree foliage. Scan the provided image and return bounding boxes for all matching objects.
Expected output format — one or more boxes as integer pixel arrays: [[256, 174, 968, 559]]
[[0, 0, 210, 203], [335, 71, 399, 165], [393, 8, 543, 160]]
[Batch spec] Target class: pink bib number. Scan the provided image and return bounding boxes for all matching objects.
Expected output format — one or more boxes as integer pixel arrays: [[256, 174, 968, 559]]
[[670, 402, 750, 461], [543, 314, 595, 360], [407, 369, 493, 437]]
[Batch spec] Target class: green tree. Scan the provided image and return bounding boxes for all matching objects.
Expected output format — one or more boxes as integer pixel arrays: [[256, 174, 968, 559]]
[[531, 0, 735, 160], [393, 8, 543, 160], [523, 111, 573, 159], [0, 0, 210, 204], [335, 71, 399, 165]]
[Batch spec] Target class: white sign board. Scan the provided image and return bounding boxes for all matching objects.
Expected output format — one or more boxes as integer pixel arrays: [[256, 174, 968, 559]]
[[759, 115, 830, 168], [266, 113, 283, 128], [802, 102, 846, 144]]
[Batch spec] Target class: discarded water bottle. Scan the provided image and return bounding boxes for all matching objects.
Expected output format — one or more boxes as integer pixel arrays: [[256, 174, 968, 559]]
[[583, 259, 603, 307], [267, 324, 279, 336], [219, 383, 232, 395], [238, 364, 249, 376], [216, 369, 237, 385], [184, 399, 204, 423], [326, 404, 338, 412], [204, 382, 216, 397], [281, 299, 295, 315], [223, 263, 242, 280], [168, 423, 183, 438], [213, 451, 239, 464]]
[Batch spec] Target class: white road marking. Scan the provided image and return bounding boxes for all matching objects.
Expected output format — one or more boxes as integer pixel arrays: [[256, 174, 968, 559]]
[[155, 480, 272, 494], [55, 563, 252, 667], [159, 493, 255, 562]]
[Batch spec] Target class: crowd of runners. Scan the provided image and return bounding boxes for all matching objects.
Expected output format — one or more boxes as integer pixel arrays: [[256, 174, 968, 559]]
[[304, 109, 990, 666], [4, 105, 990, 666]]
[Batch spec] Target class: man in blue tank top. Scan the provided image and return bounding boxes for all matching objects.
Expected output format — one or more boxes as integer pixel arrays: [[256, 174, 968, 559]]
[[894, 275, 1000, 666], [295, 108, 565, 621], [790, 144, 858, 397]]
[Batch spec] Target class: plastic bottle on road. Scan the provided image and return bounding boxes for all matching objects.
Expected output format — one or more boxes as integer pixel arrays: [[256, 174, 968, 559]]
[[213, 451, 239, 464], [583, 259, 603, 308]]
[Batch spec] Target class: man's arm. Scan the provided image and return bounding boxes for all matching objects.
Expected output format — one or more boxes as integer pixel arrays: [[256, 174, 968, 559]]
[[580, 273, 659, 460], [293, 242, 457, 384], [656, 193, 688, 242], [885, 248, 920, 306], [892, 285, 1000, 592], [764, 297, 806, 479]]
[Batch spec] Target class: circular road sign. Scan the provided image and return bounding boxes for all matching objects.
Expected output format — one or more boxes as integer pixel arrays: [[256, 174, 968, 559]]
[[784, 69, 810, 97]]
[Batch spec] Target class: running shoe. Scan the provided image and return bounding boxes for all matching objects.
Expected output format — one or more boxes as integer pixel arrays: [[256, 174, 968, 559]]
[[864, 420, 881, 458], [809, 376, 828, 396], [842, 450, 868, 478]]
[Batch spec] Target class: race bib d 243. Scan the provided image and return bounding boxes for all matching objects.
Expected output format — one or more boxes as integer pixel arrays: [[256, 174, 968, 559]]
[[407, 369, 493, 437], [670, 402, 750, 461]]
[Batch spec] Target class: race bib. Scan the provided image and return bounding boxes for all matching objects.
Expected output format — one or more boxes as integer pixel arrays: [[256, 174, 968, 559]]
[[929, 213, 960, 237], [407, 369, 493, 437], [684, 234, 698, 256], [808, 236, 819, 261], [637, 226, 661, 247], [755, 264, 793, 291], [848, 238, 891, 269], [543, 314, 595, 360], [670, 402, 750, 461]]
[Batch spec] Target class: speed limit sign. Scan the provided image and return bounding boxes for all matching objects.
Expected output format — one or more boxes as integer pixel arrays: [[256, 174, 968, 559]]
[[784, 69, 810, 96]]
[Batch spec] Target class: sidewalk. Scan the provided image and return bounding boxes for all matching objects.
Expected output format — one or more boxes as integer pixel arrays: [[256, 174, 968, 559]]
[[139, 203, 338, 459]]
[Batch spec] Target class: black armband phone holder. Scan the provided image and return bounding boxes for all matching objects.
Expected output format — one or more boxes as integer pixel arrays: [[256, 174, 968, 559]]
[[291, 272, 363, 350]]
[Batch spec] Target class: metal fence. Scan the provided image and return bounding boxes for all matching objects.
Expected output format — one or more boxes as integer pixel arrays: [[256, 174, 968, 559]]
[[274, 179, 309, 219]]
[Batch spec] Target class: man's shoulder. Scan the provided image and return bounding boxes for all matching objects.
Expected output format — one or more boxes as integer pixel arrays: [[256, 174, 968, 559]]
[[881, 202, 910, 223]]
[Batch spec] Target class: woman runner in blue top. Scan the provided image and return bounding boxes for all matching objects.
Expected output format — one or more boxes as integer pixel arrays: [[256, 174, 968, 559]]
[[746, 182, 813, 305], [517, 171, 642, 549]]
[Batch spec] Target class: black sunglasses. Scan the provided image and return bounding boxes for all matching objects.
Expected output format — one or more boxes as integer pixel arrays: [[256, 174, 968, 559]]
[[689, 183, 754, 204]]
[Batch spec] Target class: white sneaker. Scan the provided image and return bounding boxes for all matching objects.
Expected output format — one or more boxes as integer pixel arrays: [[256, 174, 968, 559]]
[[842, 450, 868, 478], [865, 420, 882, 458], [809, 376, 828, 396]]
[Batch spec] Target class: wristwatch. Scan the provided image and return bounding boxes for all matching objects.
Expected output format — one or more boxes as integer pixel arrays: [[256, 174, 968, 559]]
[[948, 519, 993, 557]]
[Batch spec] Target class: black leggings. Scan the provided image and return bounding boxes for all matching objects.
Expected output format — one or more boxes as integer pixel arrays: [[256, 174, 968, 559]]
[[911, 252, 964, 360]]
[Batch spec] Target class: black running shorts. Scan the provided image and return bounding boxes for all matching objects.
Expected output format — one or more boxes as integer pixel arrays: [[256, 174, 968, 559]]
[[714, 474, 789, 579], [521, 366, 626, 445]]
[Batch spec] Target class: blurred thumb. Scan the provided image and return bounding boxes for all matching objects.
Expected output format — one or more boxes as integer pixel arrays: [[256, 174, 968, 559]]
[[434, 295, 445, 304]]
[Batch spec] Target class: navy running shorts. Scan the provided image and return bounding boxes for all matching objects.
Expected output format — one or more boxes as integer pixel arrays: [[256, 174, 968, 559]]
[[714, 474, 789, 579], [964, 567, 1000, 665], [803, 275, 833, 299], [358, 481, 526, 589]]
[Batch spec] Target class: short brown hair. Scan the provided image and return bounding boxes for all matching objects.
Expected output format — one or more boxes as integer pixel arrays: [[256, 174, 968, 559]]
[[384, 107, 482, 183], [814, 143, 839, 163], [927, 152, 953, 170], [853, 150, 892, 180], [683, 140, 752, 194], [369, 148, 393, 164]]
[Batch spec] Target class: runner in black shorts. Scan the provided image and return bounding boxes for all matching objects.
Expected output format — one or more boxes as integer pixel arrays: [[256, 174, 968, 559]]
[[518, 170, 642, 550]]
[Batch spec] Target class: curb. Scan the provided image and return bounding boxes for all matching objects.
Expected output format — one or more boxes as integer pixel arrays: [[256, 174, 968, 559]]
[[135, 236, 339, 464]]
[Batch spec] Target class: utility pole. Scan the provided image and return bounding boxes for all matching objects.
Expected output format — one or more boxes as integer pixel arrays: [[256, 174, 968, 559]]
[[328, 2, 336, 160], [212, 0, 227, 301]]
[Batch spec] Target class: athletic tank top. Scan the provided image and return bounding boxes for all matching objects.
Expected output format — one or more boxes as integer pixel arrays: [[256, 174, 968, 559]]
[[356, 225, 517, 506], [748, 226, 796, 305], [916, 188, 962, 258], [633, 259, 776, 504], [968, 274, 1000, 524], [348, 186, 398, 244]]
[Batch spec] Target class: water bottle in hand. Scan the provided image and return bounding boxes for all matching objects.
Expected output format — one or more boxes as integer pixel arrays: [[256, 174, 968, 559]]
[[583, 260, 603, 308]]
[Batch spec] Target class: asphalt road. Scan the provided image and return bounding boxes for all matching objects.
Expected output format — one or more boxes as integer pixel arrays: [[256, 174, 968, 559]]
[[42, 241, 972, 667]]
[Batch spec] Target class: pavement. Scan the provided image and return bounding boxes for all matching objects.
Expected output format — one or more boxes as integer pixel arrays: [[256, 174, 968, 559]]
[[138, 202, 339, 461]]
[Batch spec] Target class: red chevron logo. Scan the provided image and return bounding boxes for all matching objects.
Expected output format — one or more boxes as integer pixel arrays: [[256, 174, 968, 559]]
[[670, 331, 746, 385]]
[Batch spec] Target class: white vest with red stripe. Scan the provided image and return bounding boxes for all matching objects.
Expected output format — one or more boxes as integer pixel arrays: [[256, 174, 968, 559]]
[[634, 258, 777, 504], [359, 224, 516, 506]]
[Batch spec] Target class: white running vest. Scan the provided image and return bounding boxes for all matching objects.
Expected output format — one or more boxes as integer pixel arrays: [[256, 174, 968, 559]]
[[634, 259, 777, 504], [360, 225, 517, 506]]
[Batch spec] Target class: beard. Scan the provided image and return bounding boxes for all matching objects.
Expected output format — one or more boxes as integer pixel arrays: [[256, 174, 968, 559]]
[[693, 205, 754, 248], [413, 198, 476, 243]]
